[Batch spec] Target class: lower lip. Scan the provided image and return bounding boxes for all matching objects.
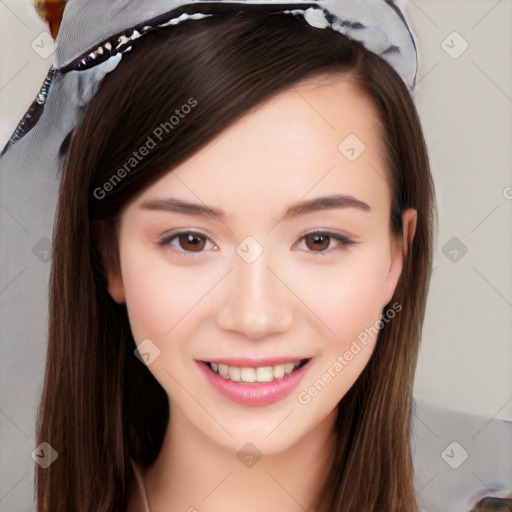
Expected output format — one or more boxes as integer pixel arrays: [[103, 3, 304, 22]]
[[197, 360, 312, 407]]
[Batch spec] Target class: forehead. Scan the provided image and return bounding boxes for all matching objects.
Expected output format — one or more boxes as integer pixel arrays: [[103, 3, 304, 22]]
[[132, 75, 390, 219]]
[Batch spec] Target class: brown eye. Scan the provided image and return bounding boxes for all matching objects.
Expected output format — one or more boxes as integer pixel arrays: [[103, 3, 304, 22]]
[[298, 231, 356, 254], [158, 230, 217, 257], [178, 233, 206, 252], [304, 233, 331, 251]]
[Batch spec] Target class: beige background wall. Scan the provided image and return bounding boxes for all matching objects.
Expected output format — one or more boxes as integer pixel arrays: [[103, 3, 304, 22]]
[[400, 0, 512, 422]]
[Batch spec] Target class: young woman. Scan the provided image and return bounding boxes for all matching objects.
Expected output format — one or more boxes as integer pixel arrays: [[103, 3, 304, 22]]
[[28, 1, 436, 510]]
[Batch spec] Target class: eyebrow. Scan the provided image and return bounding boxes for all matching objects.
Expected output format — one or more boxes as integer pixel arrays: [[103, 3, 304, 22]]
[[139, 193, 371, 219]]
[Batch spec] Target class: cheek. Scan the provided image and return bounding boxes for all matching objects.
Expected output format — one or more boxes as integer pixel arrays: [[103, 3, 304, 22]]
[[119, 244, 212, 345], [292, 249, 391, 410], [288, 246, 390, 349]]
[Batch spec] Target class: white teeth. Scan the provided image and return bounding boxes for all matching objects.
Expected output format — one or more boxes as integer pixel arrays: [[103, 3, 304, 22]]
[[208, 360, 306, 383], [229, 366, 241, 382], [218, 363, 229, 377], [256, 366, 273, 382], [273, 364, 285, 379], [284, 362, 295, 374], [241, 367, 256, 383]]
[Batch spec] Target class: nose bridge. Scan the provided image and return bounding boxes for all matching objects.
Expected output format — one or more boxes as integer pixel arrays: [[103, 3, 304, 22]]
[[215, 243, 294, 339]]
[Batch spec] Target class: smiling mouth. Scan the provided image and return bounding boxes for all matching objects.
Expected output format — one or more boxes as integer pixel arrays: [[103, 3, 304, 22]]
[[204, 358, 311, 384]]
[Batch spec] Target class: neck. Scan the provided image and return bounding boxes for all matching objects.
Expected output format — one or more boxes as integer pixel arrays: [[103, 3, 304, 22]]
[[142, 404, 336, 512]]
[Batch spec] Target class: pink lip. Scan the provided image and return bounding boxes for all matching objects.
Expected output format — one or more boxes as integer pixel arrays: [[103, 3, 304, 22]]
[[196, 359, 312, 407]]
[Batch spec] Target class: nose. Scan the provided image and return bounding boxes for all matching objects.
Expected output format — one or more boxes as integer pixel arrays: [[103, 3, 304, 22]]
[[216, 251, 294, 340]]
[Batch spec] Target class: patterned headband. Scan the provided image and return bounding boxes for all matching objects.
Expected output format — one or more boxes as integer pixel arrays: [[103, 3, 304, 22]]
[[1, 0, 417, 159]]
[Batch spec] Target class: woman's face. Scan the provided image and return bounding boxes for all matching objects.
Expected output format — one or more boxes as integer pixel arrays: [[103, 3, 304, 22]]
[[107, 75, 416, 454]]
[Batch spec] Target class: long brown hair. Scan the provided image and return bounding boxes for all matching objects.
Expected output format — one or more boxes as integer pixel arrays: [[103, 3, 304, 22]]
[[36, 11, 436, 511]]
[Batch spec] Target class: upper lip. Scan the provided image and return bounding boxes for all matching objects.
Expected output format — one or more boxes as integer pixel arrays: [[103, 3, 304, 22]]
[[198, 357, 312, 367]]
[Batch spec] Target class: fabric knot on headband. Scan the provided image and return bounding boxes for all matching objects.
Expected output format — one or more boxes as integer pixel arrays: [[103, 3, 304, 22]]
[[0, 0, 417, 158]]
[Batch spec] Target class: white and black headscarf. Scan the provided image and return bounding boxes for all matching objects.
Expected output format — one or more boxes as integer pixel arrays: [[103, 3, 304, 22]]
[[1, 0, 417, 160]]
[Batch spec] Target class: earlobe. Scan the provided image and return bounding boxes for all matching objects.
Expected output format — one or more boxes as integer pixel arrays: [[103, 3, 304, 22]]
[[106, 271, 126, 304]]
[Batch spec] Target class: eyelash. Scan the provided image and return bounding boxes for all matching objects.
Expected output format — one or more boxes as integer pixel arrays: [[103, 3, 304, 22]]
[[157, 229, 356, 259], [157, 230, 217, 259]]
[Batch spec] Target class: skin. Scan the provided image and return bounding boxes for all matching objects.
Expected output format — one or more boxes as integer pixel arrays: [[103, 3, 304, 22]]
[[108, 74, 417, 511]]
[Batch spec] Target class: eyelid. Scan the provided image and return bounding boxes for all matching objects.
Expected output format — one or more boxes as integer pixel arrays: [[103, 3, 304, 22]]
[[157, 229, 218, 258], [294, 229, 357, 254], [157, 228, 357, 258]]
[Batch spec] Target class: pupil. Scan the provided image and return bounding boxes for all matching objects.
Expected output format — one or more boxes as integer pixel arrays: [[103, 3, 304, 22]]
[[307, 234, 329, 251], [180, 234, 205, 251]]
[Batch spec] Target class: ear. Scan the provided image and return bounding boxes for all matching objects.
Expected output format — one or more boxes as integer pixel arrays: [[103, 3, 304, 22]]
[[381, 208, 417, 307], [107, 269, 126, 304], [93, 218, 126, 304]]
